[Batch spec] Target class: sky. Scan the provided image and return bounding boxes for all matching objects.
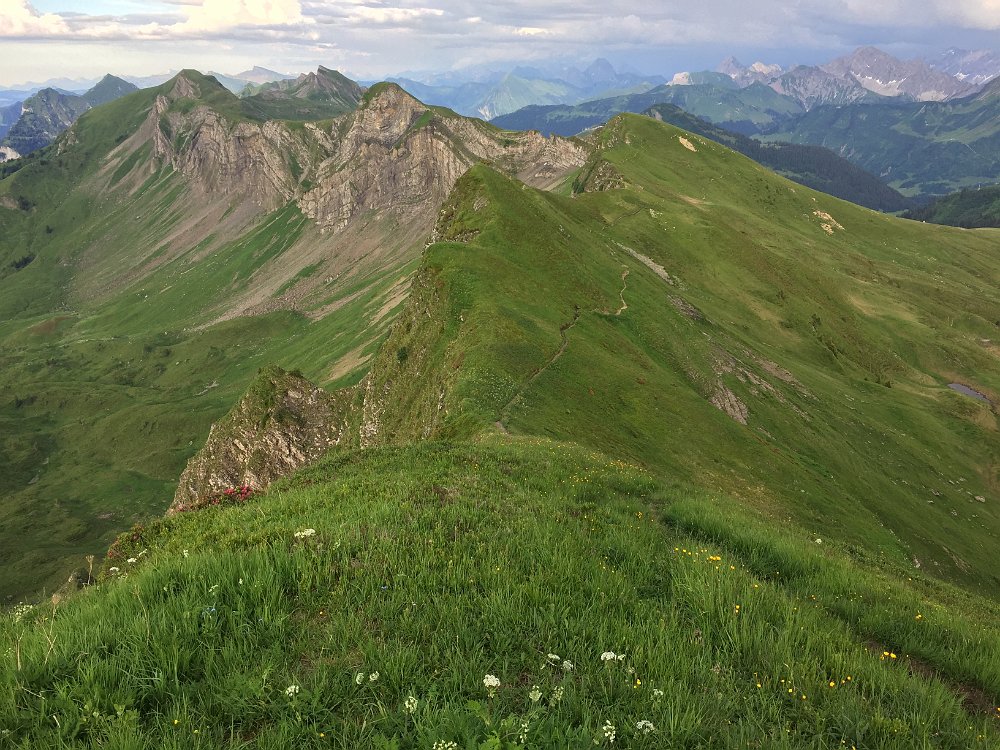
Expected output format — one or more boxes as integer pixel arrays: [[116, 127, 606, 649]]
[[1, 0, 999, 86]]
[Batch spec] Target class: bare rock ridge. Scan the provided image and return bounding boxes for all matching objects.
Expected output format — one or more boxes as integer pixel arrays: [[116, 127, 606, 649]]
[[139, 75, 586, 228], [170, 366, 353, 512]]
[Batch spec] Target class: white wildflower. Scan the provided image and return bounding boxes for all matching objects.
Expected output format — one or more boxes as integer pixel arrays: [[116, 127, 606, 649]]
[[483, 673, 500, 697], [636, 720, 656, 734], [815, 538, 822, 544], [562, 659, 574, 671], [551, 685, 564, 703], [294, 528, 317, 539], [404, 695, 418, 714], [355, 672, 365, 685], [208, 584, 219, 595], [108, 567, 120, 574], [182, 549, 189, 558], [652, 688, 664, 699], [518, 719, 530, 743], [284, 684, 299, 697], [602, 720, 616, 743], [529, 685, 542, 702], [601, 651, 618, 662], [546, 653, 560, 663], [368, 671, 379, 683], [126, 557, 137, 564], [617, 653, 626, 662], [432, 742, 458, 750]]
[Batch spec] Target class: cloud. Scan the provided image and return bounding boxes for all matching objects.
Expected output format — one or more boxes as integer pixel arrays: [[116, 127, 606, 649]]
[[0, 1, 70, 36], [181, 0, 310, 31]]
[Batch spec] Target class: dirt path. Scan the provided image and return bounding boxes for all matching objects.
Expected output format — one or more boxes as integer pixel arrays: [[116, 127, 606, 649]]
[[496, 265, 632, 431], [497, 308, 581, 429]]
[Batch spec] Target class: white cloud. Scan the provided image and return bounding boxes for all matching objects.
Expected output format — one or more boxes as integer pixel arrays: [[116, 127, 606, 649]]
[[0, 0, 70, 36], [181, 0, 310, 31]]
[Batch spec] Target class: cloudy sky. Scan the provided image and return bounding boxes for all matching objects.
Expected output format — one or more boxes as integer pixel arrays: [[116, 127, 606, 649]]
[[1, 0, 999, 86]]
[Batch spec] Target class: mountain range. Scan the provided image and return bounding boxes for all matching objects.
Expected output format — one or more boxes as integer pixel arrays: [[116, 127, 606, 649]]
[[390, 58, 666, 119], [1, 65, 999, 746]]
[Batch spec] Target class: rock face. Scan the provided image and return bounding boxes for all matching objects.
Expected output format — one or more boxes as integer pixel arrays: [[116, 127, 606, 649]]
[[299, 84, 586, 229], [170, 366, 353, 511], [146, 77, 586, 228], [821, 47, 975, 102], [770, 66, 877, 110]]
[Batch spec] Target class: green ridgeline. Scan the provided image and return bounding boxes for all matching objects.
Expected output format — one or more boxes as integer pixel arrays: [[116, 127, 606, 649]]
[[3, 112, 1000, 747]]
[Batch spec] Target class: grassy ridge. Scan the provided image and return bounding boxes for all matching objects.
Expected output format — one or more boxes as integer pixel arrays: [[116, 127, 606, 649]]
[[368, 116, 999, 593], [3, 440, 999, 748]]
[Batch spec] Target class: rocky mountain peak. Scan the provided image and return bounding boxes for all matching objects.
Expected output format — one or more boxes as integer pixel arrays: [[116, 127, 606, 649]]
[[822, 46, 976, 101]]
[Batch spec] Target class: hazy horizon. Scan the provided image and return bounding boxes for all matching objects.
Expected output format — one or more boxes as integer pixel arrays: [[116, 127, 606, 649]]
[[1, 1, 999, 88]]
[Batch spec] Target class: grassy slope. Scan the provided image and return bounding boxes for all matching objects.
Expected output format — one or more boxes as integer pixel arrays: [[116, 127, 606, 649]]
[[373, 115, 999, 592], [4, 112, 1000, 748], [3, 441, 999, 748], [0, 82, 411, 602]]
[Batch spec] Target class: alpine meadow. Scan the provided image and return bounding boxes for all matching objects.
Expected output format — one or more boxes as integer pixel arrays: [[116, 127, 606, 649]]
[[1, 13, 1000, 750]]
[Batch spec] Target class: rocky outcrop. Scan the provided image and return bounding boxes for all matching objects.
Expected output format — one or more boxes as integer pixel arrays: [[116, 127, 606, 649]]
[[170, 366, 355, 511], [299, 84, 585, 230]]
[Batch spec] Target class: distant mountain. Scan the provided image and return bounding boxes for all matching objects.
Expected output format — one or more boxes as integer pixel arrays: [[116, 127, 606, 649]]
[[83, 74, 138, 107], [2, 89, 91, 155], [821, 46, 975, 101], [240, 66, 365, 120], [717, 56, 783, 87], [491, 81, 803, 137], [234, 66, 295, 85], [0, 101, 22, 141], [928, 48, 1000, 86], [645, 103, 912, 212], [769, 65, 880, 110], [1, 75, 136, 156], [904, 183, 1000, 227], [669, 71, 738, 88], [764, 76, 1000, 197], [393, 59, 664, 119]]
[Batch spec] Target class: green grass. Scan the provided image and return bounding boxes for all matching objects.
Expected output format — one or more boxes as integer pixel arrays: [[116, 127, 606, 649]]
[[3, 440, 999, 748], [356, 116, 1000, 595]]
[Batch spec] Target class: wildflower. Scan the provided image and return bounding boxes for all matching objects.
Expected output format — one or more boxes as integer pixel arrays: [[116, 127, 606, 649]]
[[183, 550, 189, 558], [602, 720, 617, 743], [285, 684, 300, 697], [368, 672, 379, 682], [815, 538, 822, 544], [173, 719, 179, 725], [432, 742, 458, 750], [108, 567, 120, 573], [829, 681, 836, 688], [601, 651, 618, 662], [552, 686, 564, 703], [294, 528, 317, 539], [562, 659, 574, 671], [915, 613, 923, 621], [636, 720, 656, 734], [483, 673, 500, 697], [355, 672, 365, 685], [529, 685, 542, 702], [404, 695, 418, 714], [208, 584, 219, 595], [518, 718, 530, 743], [547, 653, 561, 662], [652, 688, 664, 699], [127, 557, 137, 564]]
